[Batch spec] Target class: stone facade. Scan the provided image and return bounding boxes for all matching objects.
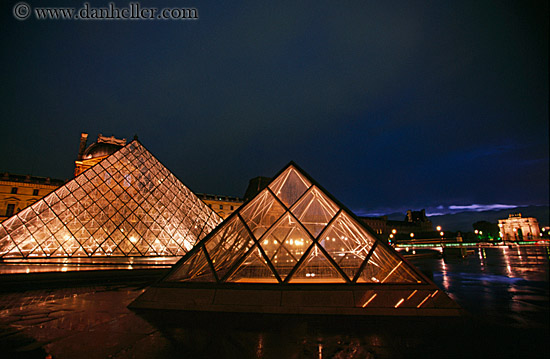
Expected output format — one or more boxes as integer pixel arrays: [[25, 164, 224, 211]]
[[498, 213, 540, 241]]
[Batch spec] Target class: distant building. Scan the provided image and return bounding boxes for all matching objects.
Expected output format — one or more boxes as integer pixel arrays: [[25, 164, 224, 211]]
[[243, 176, 271, 201], [359, 209, 434, 241], [195, 176, 272, 221], [498, 213, 540, 241], [0, 173, 65, 222], [196, 193, 243, 219], [74, 133, 126, 176]]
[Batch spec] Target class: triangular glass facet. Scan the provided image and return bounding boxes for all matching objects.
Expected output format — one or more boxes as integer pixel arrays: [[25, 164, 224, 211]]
[[226, 245, 278, 283], [165, 246, 216, 282], [258, 212, 312, 280], [356, 244, 423, 283], [204, 217, 256, 281], [320, 212, 378, 281], [290, 186, 339, 238], [288, 244, 346, 283], [239, 189, 286, 239], [268, 167, 311, 208]]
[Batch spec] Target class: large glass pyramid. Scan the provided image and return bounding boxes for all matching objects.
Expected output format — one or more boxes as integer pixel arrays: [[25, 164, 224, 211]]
[[131, 162, 460, 315], [0, 140, 221, 258], [164, 162, 424, 284]]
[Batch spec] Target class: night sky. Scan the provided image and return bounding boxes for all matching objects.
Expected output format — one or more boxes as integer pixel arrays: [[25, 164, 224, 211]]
[[1, 1, 548, 217]]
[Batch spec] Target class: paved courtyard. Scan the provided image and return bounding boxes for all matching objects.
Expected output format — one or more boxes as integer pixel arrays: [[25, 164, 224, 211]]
[[0, 276, 548, 359], [0, 284, 171, 358]]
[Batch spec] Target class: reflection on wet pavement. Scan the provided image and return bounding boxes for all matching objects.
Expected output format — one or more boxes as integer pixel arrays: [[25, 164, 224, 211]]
[[415, 246, 549, 329], [0, 246, 547, 358]]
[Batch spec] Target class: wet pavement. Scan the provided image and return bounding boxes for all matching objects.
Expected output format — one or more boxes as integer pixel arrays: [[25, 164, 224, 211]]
[[0, 285, 154, 358], [0, 245, 548, 358]]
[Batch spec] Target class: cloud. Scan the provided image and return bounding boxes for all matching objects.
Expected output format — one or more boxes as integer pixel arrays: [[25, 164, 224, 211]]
[[448, 204, 518, 212]]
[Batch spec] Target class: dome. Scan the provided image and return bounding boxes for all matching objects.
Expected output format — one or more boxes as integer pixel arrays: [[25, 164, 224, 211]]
[[83, 142, 123, 159]]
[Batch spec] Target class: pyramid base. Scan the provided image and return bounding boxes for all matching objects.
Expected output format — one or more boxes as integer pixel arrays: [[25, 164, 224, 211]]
[[129, 283, 462, 316]]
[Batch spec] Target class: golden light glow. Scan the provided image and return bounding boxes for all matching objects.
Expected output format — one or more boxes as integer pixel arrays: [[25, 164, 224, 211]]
[[394, 298, 405, 308], [417, 294, 431, 308], [362, 293, 377, 307], [407, 290, 418, 300]]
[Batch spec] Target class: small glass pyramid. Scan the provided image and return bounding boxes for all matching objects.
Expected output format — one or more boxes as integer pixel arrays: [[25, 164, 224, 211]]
[[0, 140, 221, 258], [164, 162, 423, 284]]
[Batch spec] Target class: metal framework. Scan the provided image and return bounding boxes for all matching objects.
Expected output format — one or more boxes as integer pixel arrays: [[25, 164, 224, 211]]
[[165, 162, 424, 284], [0, 140, 221, 258]]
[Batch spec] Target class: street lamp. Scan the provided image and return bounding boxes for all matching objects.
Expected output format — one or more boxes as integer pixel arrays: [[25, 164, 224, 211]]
[[436, 226, 441, 232]]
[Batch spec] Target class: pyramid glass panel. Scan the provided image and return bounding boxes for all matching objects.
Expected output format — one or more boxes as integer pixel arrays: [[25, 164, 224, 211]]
[[0, 140, 221, 259], [290, 186, 339, 237], [258, 212, 312, 280], [268, 166, 312, 208], [356, 244, 423, 283], [165, 246, 216, 282], [226, 245, 279, 283], [321, 212, 378, 281], [288, 244, 347, 283], [205, 217, 256, 281], [239, 189, 286, 239]]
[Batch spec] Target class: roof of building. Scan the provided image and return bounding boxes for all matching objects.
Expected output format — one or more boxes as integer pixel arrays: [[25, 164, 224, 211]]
[[0, 172, 65, 186], [196, 193, 243, 202], [82, 142, 123, 159], [80, 134, 127, 160]]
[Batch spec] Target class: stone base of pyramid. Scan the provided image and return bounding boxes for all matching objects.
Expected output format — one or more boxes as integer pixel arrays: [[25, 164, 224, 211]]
[[129, 283, 462, 316]]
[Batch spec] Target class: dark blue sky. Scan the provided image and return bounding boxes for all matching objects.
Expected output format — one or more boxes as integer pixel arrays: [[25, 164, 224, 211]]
[[1, 1, 548, 216]]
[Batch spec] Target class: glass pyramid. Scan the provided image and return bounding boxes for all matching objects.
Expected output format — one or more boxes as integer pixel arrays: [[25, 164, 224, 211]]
[[0, 140, 221, 258], [164, 162, 424, 284]]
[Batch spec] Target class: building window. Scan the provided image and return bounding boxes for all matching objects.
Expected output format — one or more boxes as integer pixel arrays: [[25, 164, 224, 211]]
[[208, 204, 212, 208], [33, 189, 39, 196], [219, 205, 223, 210], [11, 187, 18, 194], [6, 204, 15, 217], [230, 205, 234, 210]]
